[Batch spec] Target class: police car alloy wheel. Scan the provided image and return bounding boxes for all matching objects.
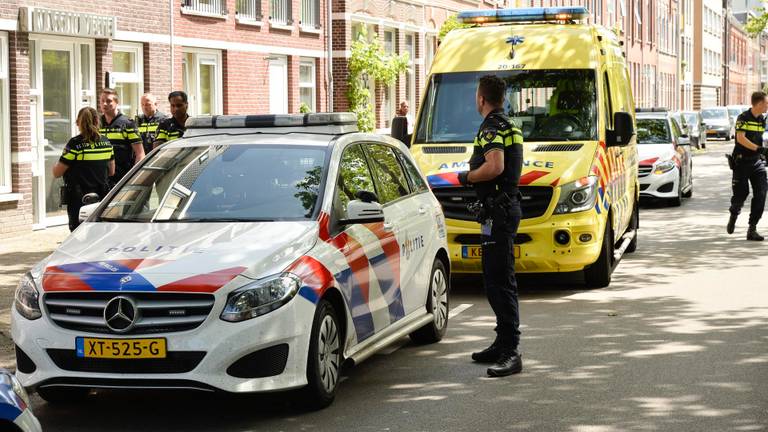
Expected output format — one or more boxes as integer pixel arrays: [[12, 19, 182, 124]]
[[302, 299, 342, 409], [409, 259, 450, 344]]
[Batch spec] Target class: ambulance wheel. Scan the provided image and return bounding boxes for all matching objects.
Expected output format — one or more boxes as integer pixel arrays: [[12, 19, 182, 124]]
[[584, 221, 614, 289], [626, 201, 639, 254], [36, 386, 90, 404], [301, 299, 341, 410], [410, 259, 450, 344]]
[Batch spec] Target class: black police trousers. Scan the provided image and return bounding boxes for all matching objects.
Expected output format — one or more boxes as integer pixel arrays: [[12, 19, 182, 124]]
[[66, 191, 83, 232], [480, 201, 522, 350], [729, 158, 768, 226]]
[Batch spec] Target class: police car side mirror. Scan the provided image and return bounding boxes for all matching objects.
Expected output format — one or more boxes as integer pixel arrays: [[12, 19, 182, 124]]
[[79, 202, 101, 223], [607, 112, 634, 147], [82, 192, 100, 205], [340, 200, 385, 225], [678, 136, 691, 146]]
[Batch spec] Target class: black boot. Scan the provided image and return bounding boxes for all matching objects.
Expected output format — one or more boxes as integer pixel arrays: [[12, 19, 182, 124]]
[[487, 349, 523, 377], [747, 225, 764, 241], [471, 342, 501, 363], [727, 213, 738, 234]]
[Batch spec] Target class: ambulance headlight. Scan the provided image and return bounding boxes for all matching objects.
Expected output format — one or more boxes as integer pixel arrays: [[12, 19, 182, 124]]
[[14, 273, 41, 321], [554, 176, 598, 214], [220, 274, 301, 322]]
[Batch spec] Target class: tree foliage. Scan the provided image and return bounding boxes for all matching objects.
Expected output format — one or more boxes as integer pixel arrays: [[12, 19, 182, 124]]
[[746, 8, 768, 38], [347, 27, 409, 132], [438, 14, 472, 42]]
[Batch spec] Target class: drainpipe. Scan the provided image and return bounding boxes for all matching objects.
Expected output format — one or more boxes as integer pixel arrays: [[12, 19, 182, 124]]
[[326, 0, 333, 112]]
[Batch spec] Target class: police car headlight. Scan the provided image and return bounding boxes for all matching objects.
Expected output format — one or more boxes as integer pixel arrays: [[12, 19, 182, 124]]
[[14, 273, 41, 321], [220, 274, 301, 322], [554, 176, 598, 214], [0, 371, 30, 409], [654, 160, 676, 175]]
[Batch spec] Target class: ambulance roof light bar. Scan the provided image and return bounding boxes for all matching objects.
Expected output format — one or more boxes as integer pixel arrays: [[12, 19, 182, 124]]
[[187, 112, 358, 129], [457, 7, 589, 25]]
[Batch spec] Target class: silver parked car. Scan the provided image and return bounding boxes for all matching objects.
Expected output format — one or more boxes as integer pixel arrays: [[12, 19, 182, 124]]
[[681, 111, 707, 149]]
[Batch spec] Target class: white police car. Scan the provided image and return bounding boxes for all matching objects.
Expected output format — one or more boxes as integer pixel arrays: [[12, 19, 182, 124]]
[[12, 113, 450, 409], [0, 370, 40, 432]]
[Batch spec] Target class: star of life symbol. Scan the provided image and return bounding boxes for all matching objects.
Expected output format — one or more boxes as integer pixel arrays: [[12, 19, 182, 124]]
[[506, 36, 525, 59]]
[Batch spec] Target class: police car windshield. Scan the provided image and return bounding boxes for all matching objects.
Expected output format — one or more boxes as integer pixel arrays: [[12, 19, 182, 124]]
[[98, 145, 328, 222], [636, 119, 672, 144], [415, 70, 598, 144]]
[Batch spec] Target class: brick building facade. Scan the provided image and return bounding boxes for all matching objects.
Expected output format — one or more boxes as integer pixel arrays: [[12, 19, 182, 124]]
[[0, 0, 328, 238]]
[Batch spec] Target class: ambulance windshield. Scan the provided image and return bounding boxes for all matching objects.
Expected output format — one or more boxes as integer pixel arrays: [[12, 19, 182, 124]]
[[415, 69, 598, 144]]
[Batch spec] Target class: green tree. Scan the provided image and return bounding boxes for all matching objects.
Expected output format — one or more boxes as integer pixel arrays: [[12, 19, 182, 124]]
[[746, 8, 768, 37], [438, 14, 472, 43], [347, 27, 409, 132]]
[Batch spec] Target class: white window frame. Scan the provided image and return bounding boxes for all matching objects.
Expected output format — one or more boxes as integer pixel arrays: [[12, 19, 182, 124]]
[[404, 32, 416, 111], [0, 32, 10, 194], [299, 58, 316, 112], [182, 48, 223, 116], [111, 42, 144, 119]]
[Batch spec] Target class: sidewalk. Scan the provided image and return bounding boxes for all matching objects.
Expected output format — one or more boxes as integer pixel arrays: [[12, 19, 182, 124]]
[[0, 226, 70, 369]]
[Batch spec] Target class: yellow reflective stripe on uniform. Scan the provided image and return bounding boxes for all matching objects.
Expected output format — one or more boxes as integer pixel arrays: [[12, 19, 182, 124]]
[[61, 152, 76, 160], [126, 131, 141, 141], [104, 132, 125, 141], [80, 152, 113, 161], [156, 130, 168, 141], [737, 124, 763, 132], [139, 124, 159, 133]]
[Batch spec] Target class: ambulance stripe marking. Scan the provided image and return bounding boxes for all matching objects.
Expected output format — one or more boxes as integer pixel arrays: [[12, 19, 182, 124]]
[[427, 173, 461, 188], [519, 170, 549, 185]]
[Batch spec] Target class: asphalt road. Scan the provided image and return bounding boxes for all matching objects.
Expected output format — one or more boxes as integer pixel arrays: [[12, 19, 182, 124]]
[[27, 140, 768, 431]]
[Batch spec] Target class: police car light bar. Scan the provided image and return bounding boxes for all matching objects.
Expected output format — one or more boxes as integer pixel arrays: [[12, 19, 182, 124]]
[[187, 112, 358, 129], [457, 7, 589, 24]]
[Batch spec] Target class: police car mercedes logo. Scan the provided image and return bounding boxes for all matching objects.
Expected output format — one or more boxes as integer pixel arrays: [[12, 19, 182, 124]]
[[104, 296, 138, 333]]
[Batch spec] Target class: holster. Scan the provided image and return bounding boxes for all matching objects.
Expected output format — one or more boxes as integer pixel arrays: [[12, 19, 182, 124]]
[[726, 154, 735, 171]]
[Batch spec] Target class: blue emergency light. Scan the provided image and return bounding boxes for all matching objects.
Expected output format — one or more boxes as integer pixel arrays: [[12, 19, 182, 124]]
[[457, 7, 589, 24]]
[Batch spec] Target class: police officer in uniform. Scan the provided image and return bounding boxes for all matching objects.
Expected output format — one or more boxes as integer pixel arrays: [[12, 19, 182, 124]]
[[99, 88, 144, 186], [135, 93, 167, 156], [154, 91, 190, 148], [52, 107, 114, 231], [458, 75, 524, 377], [727, 91, 768, 241]]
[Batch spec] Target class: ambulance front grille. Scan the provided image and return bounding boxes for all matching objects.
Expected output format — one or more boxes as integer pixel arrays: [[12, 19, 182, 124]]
[[531, 144, 584, 152], [433, 186, 553, 221], [420, 146, 468, 154], [638, 165, 653, 177], [43, 292, 216, 335]]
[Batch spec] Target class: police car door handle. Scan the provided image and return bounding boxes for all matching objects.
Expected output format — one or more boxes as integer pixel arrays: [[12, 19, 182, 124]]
[[383, 222, 394, 231], [418, 206, 427, 215]]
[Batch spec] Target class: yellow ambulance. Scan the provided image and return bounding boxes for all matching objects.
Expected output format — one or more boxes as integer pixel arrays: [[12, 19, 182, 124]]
[[411, 7, 638, 288]]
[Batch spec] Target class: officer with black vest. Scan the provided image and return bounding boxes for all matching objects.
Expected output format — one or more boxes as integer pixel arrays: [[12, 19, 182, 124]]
[[99, 88, 144, 187], [727, 91, 768, 241], [136, 93, 167, 156], [458, 75, 524, 377]]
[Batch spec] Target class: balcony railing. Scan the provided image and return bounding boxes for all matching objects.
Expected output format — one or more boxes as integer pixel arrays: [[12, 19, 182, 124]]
[[236, 0, 262, 21], [182, 0, 228, 17], [270, 0, 293, 26], [301, 0, 320, 29]]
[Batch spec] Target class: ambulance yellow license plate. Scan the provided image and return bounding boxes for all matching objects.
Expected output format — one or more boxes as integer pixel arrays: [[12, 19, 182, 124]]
[[76, 337, 167, 359], [461, 246, 520, 259]]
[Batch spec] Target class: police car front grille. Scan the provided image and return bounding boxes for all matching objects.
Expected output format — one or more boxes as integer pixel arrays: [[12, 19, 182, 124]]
[[433, 186, 553, 221], [43, 292, 215, 335], [421, 146, 468, 154], [531, 144, 584, 152], [638, 165, 653, 178]]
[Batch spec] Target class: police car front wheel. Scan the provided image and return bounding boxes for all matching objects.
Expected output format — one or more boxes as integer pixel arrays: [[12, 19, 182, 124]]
[[301, 299, 342, 410]]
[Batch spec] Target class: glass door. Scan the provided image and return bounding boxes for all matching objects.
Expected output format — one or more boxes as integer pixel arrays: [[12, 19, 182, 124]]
[[30, 37, 95, 227]]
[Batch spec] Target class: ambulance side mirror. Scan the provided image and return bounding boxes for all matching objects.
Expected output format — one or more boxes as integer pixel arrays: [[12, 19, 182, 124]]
[[607, 112, 635, 147]]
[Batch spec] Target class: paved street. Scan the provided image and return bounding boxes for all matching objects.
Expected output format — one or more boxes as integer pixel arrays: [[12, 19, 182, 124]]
[[4, 140, 768, 431]]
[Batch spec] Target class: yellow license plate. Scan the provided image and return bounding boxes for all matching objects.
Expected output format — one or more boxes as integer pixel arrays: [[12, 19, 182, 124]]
[[707, 129, 716, 134], [76, 337, 167, 359], [461, 246, 520, 259]]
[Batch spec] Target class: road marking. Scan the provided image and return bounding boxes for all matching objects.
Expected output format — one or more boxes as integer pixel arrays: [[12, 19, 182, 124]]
[[449, 303, 473, 318]]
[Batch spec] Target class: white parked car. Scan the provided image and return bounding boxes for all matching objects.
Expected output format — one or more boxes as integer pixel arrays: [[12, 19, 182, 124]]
[[12, 113, 450, 409], [636, 109, 694, 206]]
